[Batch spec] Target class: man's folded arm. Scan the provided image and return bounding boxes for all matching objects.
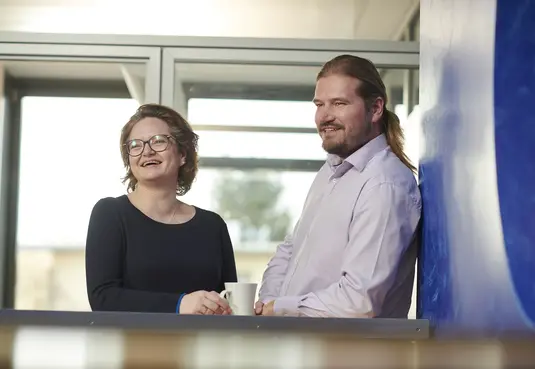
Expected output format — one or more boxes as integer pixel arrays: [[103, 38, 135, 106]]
[[273, 182, 420, 317]]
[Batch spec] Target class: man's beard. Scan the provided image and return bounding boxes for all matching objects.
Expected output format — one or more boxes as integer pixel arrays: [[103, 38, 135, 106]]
[[321, 118, 374, 158], [323, 133, 352, 158]]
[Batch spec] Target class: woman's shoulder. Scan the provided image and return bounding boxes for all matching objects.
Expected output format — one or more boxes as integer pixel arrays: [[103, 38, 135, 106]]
[[192, 206, 227, 227], [91, 195, 129, 217]]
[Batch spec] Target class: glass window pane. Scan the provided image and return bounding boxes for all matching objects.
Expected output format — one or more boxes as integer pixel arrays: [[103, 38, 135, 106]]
[[188, 98, 316, 128], [196, 131, 325, 160], [17, 97, 136, 247], [183, 168, 315, 246], [182, 168, 316, 285], [187, 96, 325, 160], [16, 96, 138, 311]]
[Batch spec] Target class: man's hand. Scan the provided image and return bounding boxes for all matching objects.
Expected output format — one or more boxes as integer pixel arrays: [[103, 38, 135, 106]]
[[261, 300, 275, 316], [254, 300, 275, 316], [254, 301, 264, 315]]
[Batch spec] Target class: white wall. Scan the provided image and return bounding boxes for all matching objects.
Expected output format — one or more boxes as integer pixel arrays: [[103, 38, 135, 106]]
[[0, 0, 418, 40]]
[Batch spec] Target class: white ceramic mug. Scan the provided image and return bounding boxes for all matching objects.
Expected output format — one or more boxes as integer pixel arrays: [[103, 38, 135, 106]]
[[219, 282, 258, 316]]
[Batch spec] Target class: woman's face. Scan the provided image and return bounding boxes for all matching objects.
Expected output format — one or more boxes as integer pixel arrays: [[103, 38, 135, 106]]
[[126, 117, 184, 188]]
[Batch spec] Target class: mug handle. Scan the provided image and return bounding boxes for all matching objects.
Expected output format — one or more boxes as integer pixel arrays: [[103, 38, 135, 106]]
[[220, 290, 234, 315]]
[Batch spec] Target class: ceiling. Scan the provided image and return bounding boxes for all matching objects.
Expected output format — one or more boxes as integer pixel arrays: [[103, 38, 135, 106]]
[[0, 0, 419, 40]]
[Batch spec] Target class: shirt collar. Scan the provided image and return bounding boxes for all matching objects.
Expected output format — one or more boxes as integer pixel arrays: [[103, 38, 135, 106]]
[[327, 134, 388, 172]]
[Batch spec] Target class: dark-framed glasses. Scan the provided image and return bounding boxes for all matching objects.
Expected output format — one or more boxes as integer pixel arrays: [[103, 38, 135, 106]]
[[125, 135, 173, 157]]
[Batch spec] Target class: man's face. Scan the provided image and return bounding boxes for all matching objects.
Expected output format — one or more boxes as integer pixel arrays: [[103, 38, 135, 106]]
[[313, 74, 383, 158]]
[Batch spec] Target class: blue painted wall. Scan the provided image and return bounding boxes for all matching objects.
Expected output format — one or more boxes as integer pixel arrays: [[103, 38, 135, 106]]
[[418, 0, 535, 334]]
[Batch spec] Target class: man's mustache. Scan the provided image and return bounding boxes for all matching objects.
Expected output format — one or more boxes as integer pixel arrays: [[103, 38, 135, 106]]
[[319, 122, 343, 130]]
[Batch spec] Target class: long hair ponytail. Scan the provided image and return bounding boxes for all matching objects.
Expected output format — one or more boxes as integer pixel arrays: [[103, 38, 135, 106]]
[[383, 109, 416, 174]]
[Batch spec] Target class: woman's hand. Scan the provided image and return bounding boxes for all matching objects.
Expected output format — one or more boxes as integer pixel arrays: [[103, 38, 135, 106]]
[[179, 290, 232, 315]]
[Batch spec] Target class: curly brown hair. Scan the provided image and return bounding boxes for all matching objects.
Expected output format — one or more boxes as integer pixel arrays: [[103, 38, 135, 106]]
[[120, 104, 199, 196]]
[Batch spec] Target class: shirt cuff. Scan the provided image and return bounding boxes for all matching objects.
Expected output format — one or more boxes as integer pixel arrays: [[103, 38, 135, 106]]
[[273, 296, 300, 316], [260, 296, 275, 304]]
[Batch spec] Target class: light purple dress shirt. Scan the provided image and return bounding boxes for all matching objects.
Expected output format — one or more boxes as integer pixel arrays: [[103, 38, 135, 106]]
[[258, 134, 421, 318]]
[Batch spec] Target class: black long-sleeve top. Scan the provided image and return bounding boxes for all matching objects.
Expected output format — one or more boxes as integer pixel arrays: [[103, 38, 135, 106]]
[[85, 195, 238, 313]]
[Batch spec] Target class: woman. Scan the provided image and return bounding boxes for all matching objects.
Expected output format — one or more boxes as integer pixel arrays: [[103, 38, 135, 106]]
[[85, 103, 237, 314]]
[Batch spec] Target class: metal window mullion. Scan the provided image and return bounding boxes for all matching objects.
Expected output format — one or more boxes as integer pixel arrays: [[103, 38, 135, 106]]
[[198, 157, 324, 172], [165, 47, 419, 69], [192, 125, 317, 134]]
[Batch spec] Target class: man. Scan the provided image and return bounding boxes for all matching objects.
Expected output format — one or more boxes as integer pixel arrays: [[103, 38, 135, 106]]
[[255, 54, 421, 318]]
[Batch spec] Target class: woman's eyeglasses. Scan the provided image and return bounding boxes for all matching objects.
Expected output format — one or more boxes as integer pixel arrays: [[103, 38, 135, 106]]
[[124, 135, 173, 157]]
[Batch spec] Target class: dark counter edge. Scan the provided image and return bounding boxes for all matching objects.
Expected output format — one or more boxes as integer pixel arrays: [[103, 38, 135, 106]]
[[0, 309, 429, 339]]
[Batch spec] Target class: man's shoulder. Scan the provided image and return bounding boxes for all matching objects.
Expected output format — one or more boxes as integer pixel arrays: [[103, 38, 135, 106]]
[[361, 152, 420, 203], [365, 150, 416, 185]]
